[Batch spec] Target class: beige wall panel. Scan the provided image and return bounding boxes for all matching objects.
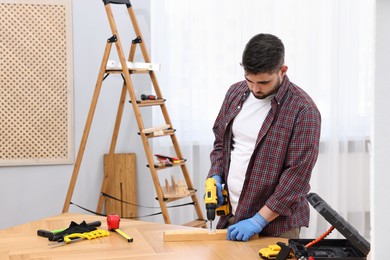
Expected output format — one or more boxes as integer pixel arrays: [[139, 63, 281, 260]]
[[0, 0, 73, 166]]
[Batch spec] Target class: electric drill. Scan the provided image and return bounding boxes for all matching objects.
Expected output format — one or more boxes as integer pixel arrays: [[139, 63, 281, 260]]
[[204, 178, 230, 231]]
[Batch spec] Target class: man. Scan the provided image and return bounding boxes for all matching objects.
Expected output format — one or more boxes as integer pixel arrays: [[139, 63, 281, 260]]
[[207, 33, 321, 241]]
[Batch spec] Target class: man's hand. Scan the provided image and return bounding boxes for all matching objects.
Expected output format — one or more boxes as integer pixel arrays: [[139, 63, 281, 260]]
[[227, 213, 268, 242], [211, 175, 224, 207]]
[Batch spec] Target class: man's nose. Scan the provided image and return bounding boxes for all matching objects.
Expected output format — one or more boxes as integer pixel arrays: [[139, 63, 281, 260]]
[[252, 83, 261, 92]]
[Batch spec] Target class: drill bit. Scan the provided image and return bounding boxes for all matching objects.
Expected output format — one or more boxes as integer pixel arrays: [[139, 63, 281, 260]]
[[208, 220, 216, 233]]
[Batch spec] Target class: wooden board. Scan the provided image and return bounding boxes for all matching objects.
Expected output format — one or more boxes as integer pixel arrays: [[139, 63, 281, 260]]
[[163, 229, 228, 242], [104, 153, 137, 218]]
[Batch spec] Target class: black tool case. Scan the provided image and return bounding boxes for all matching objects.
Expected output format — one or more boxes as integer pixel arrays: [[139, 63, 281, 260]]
[[288, 192, 370, 259]]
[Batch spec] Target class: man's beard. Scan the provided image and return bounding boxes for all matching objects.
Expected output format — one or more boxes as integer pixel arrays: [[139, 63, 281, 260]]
[[252, 77, 281, 100]]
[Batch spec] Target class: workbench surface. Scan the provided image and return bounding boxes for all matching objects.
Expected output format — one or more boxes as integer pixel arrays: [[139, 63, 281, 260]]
[[0, 213, 286, 259]]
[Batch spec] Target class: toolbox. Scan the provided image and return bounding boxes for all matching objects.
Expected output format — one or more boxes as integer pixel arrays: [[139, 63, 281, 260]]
[[287, 192, 370, 259]]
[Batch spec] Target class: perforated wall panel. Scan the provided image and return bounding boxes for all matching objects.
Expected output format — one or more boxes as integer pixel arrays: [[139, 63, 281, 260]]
[[0, 0, 73, 166]]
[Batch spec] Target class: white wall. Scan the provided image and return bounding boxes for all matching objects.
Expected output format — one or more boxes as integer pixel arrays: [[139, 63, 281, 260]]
[[0, 0, 157, 229], [372, 0, 390, 258]]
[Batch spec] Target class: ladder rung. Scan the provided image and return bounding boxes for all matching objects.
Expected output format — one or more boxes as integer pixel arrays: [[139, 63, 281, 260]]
[[136, 99, 166, 107], [103, 0, 130, 5], [160, 189, 197, 203], [182, 219, 207, 228], [105, 68, 151, 74]]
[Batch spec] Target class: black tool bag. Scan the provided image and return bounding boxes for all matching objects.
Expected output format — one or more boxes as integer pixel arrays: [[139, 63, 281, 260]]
[[284, 192, 370, 260]]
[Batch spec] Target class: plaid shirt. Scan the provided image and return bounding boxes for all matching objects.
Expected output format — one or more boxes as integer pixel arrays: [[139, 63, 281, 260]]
[[208, 75, 321, 236]]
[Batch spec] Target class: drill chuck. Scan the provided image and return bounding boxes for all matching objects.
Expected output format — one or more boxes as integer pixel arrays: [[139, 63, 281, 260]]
[[206, 205, 216, 221]]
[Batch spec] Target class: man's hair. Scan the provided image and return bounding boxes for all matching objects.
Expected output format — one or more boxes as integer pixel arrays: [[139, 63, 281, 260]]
[[241, 33, 285, 74]]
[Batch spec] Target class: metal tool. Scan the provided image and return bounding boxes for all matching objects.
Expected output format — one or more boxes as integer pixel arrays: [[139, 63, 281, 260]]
[[204, 178, 229, 232], [107, 215, 133, 242], [259, 242, 292, 260], [48, 229, 110, 247], [37, 221, 101, 238], [140, 94, 157, 100], [205, 178, 218, 232]]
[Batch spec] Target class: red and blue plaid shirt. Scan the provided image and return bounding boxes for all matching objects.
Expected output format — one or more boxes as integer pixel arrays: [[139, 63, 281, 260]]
[[208, 75, 321, 236]]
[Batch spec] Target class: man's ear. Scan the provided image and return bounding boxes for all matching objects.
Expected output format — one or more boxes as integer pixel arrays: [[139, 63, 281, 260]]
[[280, 65, 288, 77]]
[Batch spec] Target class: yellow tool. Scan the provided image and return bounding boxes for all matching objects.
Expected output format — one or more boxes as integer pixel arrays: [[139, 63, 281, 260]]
[[259, 244, 281, 259], [204, 178, 230, 232], [49, 229, 110, 246], [259, 242, 293, 260]]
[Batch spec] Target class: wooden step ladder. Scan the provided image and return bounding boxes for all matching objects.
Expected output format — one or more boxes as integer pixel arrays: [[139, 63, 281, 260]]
[[62, 0, 205, 227]]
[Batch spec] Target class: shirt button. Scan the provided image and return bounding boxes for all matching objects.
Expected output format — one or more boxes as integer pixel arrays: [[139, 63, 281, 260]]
[[237, 106, 241, 109]]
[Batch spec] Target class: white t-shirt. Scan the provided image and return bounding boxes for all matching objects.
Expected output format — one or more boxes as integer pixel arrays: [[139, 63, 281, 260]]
[[227, 92, 273, 214]]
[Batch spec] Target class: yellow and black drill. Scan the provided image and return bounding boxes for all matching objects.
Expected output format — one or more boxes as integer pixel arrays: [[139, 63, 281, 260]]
[[204, 177, 230, 232]]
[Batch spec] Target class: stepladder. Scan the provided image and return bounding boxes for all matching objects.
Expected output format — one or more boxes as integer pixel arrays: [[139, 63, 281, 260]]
[[62, 0, 205, 227]]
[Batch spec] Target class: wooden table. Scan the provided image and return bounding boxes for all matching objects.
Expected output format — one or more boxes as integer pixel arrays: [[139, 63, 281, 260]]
[[0, 213, 286, 259]]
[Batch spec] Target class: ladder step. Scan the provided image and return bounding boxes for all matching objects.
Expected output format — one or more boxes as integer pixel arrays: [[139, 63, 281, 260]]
[[142, 125, 170, 134], [107, 60, 160, 71], [163, 188, 196, 199], [103, 0, 130, 5], [182, 219, 207, 228], [158, 189, 197, 203], [105, 68, 151, 74], [136, 99, 166, 107]]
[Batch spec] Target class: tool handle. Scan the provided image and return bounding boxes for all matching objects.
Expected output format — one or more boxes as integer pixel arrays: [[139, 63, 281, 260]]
[[52, 221, 102, 234], [85, 221, 102, 229], [64, 229, 110, 243], [37, 229, 53, 238]]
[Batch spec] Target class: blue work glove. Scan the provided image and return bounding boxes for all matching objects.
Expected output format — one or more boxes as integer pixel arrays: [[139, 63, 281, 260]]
[[227, 213, 268, 242], [211, 175, 224, 207]]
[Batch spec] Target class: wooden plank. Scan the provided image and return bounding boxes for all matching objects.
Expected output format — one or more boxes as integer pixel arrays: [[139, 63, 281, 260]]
[[104, 153, 137, 218], [163, 229, 228, 242]]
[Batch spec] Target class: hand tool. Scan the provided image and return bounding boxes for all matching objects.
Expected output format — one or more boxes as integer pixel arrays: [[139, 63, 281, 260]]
[[47, 221, 101, 241], [37, 221, 101, 238], [204, 178, 229, 233], [107, 214, 134, 242], [154, 154, 182, 164], [141, 94, 157, 100], [48, 229, 110, 247], [259, 242, 293, 260]]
